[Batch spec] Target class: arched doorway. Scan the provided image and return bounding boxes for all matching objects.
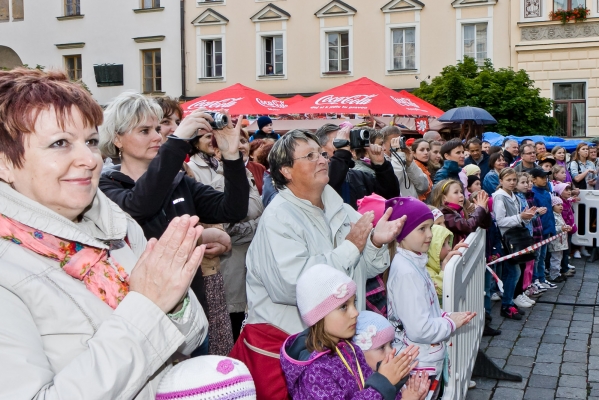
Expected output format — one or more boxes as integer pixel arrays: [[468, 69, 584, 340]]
[[0, 46, 23, 69]]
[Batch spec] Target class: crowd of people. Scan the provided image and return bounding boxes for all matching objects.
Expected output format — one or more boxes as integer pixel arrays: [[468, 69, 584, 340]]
[[0, 68, 593, 400]]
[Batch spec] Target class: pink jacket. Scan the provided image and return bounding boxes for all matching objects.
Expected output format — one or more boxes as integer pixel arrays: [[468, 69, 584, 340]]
[[562, 199, 578, 234]]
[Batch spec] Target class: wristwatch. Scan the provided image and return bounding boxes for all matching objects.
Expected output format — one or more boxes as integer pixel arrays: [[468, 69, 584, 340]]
[[333, 139, 350, 149]]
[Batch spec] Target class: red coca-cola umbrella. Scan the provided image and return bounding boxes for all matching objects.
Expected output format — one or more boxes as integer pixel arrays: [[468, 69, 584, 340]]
[[181, 83, 289, 117], [283, 77, 443, 117], [284, 94, 305, 105]]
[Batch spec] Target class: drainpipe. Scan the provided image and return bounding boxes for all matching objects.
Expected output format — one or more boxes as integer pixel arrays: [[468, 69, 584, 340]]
[[180, 0, 186, 99]]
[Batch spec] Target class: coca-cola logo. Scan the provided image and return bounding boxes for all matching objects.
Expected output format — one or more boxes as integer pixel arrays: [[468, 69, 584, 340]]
[[391, 96, 421, 109], [187, 97, 244, 110], [256, 98, 288, 109], [314, 94, 377, 106]]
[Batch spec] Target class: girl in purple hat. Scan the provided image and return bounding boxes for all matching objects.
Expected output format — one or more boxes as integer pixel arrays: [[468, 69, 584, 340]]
[[385, 197, 476, 400]]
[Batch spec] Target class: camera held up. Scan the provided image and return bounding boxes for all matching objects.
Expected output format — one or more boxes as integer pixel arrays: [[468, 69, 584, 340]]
[[349, 129, 370, 149], [205, 112, 228, 130]]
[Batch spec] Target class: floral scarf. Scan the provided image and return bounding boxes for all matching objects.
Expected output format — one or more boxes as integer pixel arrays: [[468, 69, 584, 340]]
[[0, 214, 129, 309]]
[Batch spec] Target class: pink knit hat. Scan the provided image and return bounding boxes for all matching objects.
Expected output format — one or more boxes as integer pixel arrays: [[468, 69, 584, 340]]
[[296, 264, 357, 327], [552, 196, 563, 206], [357, 194, 387, 226], [554, 182, 571, 197], [353, 311, 395, 351]]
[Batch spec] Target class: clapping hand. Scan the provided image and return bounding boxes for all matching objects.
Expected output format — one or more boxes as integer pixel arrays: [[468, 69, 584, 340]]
[[345, 212, 374, 252], [401, 371, 431, 400], [474, 191, 489, 210], [379, 345, 419, 386], [449, 311, 477, 329], [372, 208, 407, 247], [441, 241, 469, 271]]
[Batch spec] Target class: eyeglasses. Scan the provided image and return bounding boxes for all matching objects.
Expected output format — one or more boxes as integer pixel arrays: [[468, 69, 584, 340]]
[[523, 152, 535, 156], [293, 151, 329, 162]]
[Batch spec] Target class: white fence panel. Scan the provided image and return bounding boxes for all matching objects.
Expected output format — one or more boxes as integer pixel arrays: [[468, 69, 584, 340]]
[[571, 190, 599, 247], [441, 228, 486, 400]]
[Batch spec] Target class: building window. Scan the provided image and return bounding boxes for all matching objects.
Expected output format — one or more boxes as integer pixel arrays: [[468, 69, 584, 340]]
[[65, 0, 80, 16], [64, 55, 82, 81], [142, 0, 160, 8], [463, 23, 487, 65], [391, 28, 416, 70], [553, 0, 585, 10], [203, 39, 223, 78], [554, 82, 586, 137], [142, 49, 161, 93], [327, 32, 349, 73], [263, 36, 283, 75]]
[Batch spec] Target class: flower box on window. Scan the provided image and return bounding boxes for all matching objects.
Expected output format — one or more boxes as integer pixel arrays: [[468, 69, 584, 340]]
[[549, 6, 590, 24]]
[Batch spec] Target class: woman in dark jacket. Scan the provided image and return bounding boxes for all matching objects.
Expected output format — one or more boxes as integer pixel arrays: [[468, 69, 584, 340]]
[[98, 92, 250, 354]]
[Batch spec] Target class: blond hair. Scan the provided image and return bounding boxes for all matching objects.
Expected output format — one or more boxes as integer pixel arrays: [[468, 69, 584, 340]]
[[430, 179, 461, 209]]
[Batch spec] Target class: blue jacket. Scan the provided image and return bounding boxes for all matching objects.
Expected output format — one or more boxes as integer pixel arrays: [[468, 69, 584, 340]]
[[532, 184, 556, 236], [515, 192, 533, 235], [434, 160, 461, 184], [483, 170, 499, 196], [465, 152, 491, 181]]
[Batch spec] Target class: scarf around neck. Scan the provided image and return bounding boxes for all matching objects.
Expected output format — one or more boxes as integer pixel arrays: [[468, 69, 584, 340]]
[[0, 214, 129, 309]]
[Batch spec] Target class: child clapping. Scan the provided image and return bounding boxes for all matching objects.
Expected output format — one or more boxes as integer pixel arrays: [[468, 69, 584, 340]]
[[281, 265, 418, 399], [385, 197, 476, 399], [353, 311, 430, 400]]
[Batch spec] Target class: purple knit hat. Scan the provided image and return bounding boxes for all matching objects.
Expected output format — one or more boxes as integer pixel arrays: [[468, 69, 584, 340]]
[[385, 197, 434, 244]]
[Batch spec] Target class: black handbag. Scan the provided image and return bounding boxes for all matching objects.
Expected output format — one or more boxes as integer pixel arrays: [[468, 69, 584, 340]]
[[498, 196, 536, 264], [569, 161, 588, 190], [501, 225, 536, 263]]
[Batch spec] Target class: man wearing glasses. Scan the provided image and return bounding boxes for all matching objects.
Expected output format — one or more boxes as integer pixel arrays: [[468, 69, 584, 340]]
[[515, 144, 538, 173]]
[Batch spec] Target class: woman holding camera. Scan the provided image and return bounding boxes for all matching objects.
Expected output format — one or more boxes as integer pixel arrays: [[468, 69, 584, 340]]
[[99, 93, 250, 351]]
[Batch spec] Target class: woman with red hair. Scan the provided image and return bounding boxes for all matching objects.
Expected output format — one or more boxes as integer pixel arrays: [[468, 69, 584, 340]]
[[0, 68, 210, 398]]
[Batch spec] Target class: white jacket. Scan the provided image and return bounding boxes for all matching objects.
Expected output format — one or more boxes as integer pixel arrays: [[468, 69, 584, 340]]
[[492, 189, 524, 235], [390, 152, 430, 199], [245, 185, 390, 334], [387, 248, 456, 375], [0, 182, 208, 399]]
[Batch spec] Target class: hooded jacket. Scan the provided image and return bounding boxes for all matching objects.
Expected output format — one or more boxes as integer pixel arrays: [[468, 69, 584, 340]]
[[426, 225, 454, 302], [280, 330, 401, 400], [549, 212, 569, 252], [245, 185, 390, 335], [0, 182, 208, 399], [387, 248, 456, 376], [532, 184, 557, 236], [440, 203, 491, 244], [492, 189, 525, 236], [482, 170, 499, 196], [561, 198, 578, 234], [433, 160, 461, 184]]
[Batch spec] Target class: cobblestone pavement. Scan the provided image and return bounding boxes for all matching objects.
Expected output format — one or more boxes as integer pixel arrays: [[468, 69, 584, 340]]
[[466, 257, 599, 400]]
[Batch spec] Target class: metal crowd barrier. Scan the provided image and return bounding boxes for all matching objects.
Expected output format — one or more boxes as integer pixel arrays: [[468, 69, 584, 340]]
[[571, 190, 599, 253], [441, 228, 486, 400]]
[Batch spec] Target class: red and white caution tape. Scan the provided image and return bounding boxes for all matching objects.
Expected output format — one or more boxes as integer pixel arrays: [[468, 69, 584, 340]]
[[486, 232, 567, 267]]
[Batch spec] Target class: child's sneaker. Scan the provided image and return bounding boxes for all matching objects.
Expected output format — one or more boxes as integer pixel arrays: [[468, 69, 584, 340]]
[[522, 293, 536, 305], [550, 275, 567, 283], [533, 280, 548, 292], [543, 281, 558, 289], [514, 295, 532, 308], [501, 306, 523, 320], [564, 269, 576, 277], [491, 293, 502, 301], [573, 250, 582, 259], [581, 248, 591, 257], [568, 264, 576, 270], [525, 285, 542, 297]]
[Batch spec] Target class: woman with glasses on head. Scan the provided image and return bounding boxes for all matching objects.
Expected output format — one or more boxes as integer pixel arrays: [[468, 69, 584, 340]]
[[230, 129, 406, 399], [187, 128, 265, 343]]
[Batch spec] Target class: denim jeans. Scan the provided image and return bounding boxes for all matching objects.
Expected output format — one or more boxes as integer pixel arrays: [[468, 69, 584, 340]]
[[484, 268, 493, 315], [560, 234, 572, 273], [502, 261, 521, 308], [533, 234, 550, 283]]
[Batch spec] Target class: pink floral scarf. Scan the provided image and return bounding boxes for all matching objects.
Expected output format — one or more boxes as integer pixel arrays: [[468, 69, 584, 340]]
[[0, 214, 129, 309]]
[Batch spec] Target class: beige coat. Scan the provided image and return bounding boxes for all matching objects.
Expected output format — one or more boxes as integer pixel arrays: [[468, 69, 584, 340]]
[[188, 157, 264, 314], [0, 182, 208, 400]]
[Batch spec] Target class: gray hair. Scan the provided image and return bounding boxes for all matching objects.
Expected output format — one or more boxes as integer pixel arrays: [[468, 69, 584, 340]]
[[268, 129, 320, 190], [315, 123, 339, 147], [99, 91, 163, 158], [504, 139, 518, 148]]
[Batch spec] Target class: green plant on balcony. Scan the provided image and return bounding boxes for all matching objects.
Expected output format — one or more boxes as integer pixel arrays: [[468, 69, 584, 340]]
[[549, 6, 590, 24]]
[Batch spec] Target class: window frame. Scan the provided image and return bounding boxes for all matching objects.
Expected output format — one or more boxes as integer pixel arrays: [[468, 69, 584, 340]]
[[551, 81, 588, 138], [64, 54, 82, 81], [256, 31, 287, 80], [457, 18, 493, 65], [196, 34, 226, 81], [141, 0, 161, 9], [553, 0, 586, 11], [202, 38, 223, 78], [387, 24, 419, 73], [64, 0, 80, 16], [141, 48, 162, 94]]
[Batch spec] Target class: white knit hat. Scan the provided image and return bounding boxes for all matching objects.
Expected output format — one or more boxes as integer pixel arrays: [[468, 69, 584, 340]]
[[296, 264, 357, 327], [156, 356, 256, 400]]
